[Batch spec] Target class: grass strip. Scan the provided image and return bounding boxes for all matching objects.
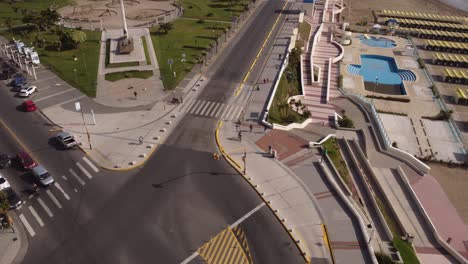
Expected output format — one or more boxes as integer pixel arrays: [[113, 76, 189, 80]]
[[141, 36, 151, 65], [105, 70, 153, 82], [393, 237, 420, 264], [321, 138, 352, 187]]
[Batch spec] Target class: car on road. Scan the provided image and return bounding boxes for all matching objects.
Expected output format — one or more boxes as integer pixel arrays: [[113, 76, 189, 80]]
[[15, 152, 36, 170], [22, 100, 37, 112], [18, 85, 37, 97], [0, 173, 10, 190], [31, 165, 54, 186], [0, 154, 11, 168], [56, 132, 78, 149], [1, 187, 22, 210]]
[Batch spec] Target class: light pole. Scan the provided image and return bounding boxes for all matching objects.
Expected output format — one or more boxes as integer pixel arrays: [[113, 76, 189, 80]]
[[242, 150, 247, 175], [372, 76, 379, 103]]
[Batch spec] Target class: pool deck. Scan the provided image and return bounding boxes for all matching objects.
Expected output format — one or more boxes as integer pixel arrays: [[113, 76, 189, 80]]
[[341, 34, 465, 164]]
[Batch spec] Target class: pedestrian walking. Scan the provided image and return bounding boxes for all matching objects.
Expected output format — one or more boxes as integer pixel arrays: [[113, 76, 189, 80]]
[[249, 124, 253, 133], [134, 91, 138, 99], [235, 123, 239, 131], [238, 131, 242, 142], [263, 78, 266, 84], [138, 136, 143, 144], [279, 54, 282, 60]]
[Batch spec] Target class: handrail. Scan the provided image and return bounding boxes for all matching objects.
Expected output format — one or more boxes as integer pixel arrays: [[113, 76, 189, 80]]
[[326, 58, 332, 103]]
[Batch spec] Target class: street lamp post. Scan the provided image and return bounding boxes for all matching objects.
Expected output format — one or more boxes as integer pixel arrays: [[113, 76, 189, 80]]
[[372, 76, 379, 103], [242, 150, 247, 175]]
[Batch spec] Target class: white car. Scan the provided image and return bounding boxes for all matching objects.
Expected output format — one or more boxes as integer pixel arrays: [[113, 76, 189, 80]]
[[0, 173, 10, 191], [19, 85, 37, 97]]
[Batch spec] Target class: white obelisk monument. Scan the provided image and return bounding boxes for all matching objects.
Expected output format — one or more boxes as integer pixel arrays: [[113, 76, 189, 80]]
[[119, 0, 129, 38]]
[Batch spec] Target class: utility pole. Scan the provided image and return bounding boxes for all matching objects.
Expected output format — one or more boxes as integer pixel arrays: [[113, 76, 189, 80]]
[[242, 150, 246, 175]]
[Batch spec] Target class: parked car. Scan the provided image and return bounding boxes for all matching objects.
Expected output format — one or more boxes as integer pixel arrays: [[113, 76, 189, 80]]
[[56, 132, 78, 149], [1, 187, 22, 210], [0, 154, 11, 168], [15, 151, 36, 170], [12, 75, 26, 87], [15, 82, 31, 92], [18, 85, 37, 97], [22, 100, 37, 112], [31, 165, 54, 186], [0, 173, 10, 190]]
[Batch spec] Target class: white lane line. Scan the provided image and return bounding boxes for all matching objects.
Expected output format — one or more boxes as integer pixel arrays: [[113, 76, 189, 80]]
[[180, 202, 266, 264], [204, 102, 216, 116], [76, 162, 93, 179], [82, 157, 99, 173], [180, 252, 200, 264], [184, 99, 197, 113], [46, 190, 62, 209], [19, 214, 35, 237], [209, 102, 221, 117], [54, 182, 70, 200], [34, 88, 75, 102], [189, 100, 203, 114], [230, 203, 266, 228], [234, 106, 244, 121], [197, 101, 210, 115], [214, 103, 225, 117], [220, 104, 230, 120], [37, 198, 53, 218], [28, 206, 44, 227], [42, 95, 86, 111], [69, 169, 86, 185]]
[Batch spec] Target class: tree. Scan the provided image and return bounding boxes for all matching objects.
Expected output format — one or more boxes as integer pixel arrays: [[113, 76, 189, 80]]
[[158, 22, 173, 34], [22, 8, 60, 31], [5, 17, 13, 32], [60, 29, 87, 49], [338, 116, 354, 128]]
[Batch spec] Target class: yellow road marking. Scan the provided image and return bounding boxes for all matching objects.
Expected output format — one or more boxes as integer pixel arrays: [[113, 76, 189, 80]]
[[322, 224, 336, 264], [198, 227, 249, 264], [234, 1, 289, 96]]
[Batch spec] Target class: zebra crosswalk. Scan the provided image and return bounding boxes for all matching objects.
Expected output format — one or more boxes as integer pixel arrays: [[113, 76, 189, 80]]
[[17, 156, 100, 238], [186, 100, 244, 121]]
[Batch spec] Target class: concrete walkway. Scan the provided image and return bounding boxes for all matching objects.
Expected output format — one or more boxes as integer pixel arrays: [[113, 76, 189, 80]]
[[333, 97, 464, 263]]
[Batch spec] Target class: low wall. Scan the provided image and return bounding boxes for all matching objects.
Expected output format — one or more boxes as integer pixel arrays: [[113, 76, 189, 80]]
[[326, 58, 332, 103], [396, 167, 468, 264], [341, 90, 431, 175], [318, 161, 378, 264], [273, 118, 313, 131], [348, 139, 394, 242]]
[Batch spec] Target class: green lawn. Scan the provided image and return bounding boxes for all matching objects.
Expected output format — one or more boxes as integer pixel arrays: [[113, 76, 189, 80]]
[[179, 0, 250, 21], [0, 0, 70, 28], [4, 29, 100, 97], [393, 237, 420, 264], [150, 19, 229, 90], [296, 22, 311, 49], [141, 36, 151, 65], [268, 75, 306, 125], [105, 70, 153, 82], [321, 138, 352, 187]]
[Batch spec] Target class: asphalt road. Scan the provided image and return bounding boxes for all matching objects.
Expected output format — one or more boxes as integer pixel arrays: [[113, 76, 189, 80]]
[[0, 1, 305, 263]]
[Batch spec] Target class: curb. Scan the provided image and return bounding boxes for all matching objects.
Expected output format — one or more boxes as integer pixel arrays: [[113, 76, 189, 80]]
[[215, 121, 312, 263]]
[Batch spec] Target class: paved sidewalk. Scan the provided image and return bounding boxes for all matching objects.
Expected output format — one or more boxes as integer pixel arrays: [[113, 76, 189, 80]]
[[216, 121, 330, 263]]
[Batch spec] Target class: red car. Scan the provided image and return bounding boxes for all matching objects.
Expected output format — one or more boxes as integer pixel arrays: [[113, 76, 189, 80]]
[[22, 100, 37, 112], [16, 152, 36, 170]]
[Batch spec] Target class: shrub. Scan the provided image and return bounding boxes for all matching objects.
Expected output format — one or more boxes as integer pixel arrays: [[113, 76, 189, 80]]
[[197, 19, 205, 24], [302, 109, 311, 118], [338, 74, 343, 88], [392, 141, 398, 148], [206, 12, 214, 17], [365, 95, 410, 103], [338, 116, 354, 128]]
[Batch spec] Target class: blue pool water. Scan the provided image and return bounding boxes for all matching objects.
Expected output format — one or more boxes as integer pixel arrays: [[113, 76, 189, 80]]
[[358, 35, 396, 48], [347, 55, 416, 95]]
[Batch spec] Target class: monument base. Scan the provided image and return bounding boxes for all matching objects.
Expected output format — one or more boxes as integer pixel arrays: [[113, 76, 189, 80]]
[[117, 37, 134, 54]]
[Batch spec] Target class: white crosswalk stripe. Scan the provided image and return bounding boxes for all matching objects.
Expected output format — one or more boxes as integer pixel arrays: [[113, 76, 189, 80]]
[[19, 214, 35, 237], [54, 182, 70, 200], [76, 162, 93, 179], [184, 100, 196, 113], [82, 156, 99, 173], [195, 101, 208, 115], [209, 103, 221, 117], [185, 100, 243, 121], [46, 190, 62, 209], [29, 206, 44, 227], [37, 198, 53, 218], [69, 169, 85, 185]]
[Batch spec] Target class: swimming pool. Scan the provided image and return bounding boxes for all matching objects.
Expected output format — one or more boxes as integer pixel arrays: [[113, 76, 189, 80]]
[[358, 35, 396, 48], [347, 55, 416, 95]]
